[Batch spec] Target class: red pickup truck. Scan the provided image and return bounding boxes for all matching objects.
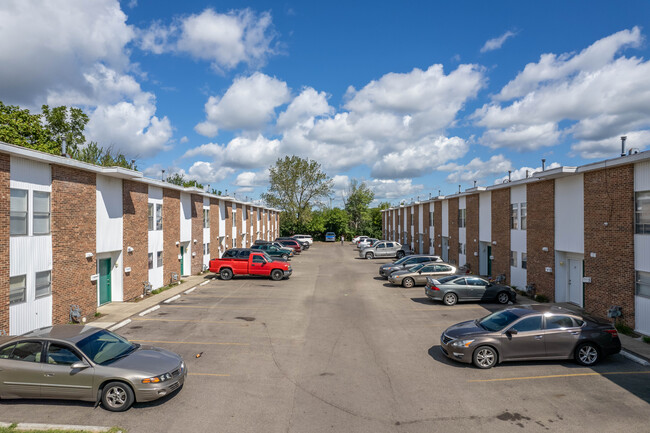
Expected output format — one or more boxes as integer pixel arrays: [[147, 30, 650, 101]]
[[209, 248, 292, 281]]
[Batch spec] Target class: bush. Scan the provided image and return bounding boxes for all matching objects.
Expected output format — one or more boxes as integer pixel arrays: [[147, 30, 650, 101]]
[[643, 336, 650, 344], [534, 294, 549, 303], [615, 322, 637, 337]]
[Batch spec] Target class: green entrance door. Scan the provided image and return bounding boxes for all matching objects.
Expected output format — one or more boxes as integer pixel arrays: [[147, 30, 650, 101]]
[[180, 246, 185, 275], [99, 258, 112, 305], [487, 245, 492, 276]]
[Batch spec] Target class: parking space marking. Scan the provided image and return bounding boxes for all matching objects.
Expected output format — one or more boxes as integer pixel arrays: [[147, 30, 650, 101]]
[[162, 305, 270, 309], [131, 318, 246, 324], [164, 294, 182, 303], [411, 306, 485, 311], [130, 339, 249, 346], [468, 370, 650, 383], [199, 280, 210, 286], [188, 373, 230, 377], [184, 287, 197, 294]]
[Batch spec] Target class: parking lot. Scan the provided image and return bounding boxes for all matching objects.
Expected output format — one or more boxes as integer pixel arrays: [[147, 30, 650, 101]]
[[2, 243, 649, 432]]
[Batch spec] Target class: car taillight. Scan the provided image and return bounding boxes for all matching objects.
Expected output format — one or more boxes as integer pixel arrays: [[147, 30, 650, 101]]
[[604, 329, 618, 338], [429, 285, 440, 291]]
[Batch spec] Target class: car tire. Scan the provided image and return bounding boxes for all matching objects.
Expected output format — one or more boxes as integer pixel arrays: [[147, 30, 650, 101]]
[[402, 277, 415, 288], [101, 381, 134, 412], [281, 254, 288, 260], [396, 251, 405, 259], [366, 252, 374, 259], [496, 291, 510, 304], [443, 292, 458, 306], [575, 342, 600, 366], [270, 269, 284, 281], [220, 268, 233, 281], [472, 346, 498, 369]]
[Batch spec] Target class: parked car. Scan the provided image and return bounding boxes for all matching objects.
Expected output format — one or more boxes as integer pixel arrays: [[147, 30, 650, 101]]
[[379, 255, 443, 278], [325, 232, 336, 242], [352, 235, 369, 243], [440, 304, 621, 369], [276, 239, 303, 253], [209, 248, 292, 281], [277, 236, 310, 250], [0, 325, 187, 411], [388, 263, 457, 287], [292, 234, 313, 245], [357, 238, 379, 250], [358, 240, 399, 259], [425, 274, 516, 305], [250, 243, 294, 260]]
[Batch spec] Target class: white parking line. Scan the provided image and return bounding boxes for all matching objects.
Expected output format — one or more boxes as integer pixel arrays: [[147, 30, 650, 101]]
[[620, 350, 650, 366], [164, 294, 182, 303], [200, 280, 210, 286], [108, 319, 131, 331], [138, 305, 160, 316], [184, 287, 197, 294]]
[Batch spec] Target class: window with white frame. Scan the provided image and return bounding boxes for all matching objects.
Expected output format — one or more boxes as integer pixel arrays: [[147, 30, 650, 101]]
[[458, 209, 466, 228], [204, 243, 210, 255], [157, 251, 163, 267], [429, 211, 434, 227], [33, 191, 50, 235], [10, 189, 28, 236], [635, 192, 650, 234], [10, 275, 26, 304], [510, 251, 517, 267], [203, 209, 210, 228], [636, 271, 650, 298], [156, 204, 163, 230], [148, 203, 154, 231], [148, 253, 153, 269], [520, 203, 527, 230], [510, 204, 519, 230], [35, 270, 51, 299], [521, 253, 527, 269]]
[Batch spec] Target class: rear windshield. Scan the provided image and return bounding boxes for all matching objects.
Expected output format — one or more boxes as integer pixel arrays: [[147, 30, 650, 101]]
[[436, 275, 457, 284]]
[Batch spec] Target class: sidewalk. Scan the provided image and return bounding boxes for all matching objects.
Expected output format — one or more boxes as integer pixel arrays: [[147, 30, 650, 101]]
[[91, 274, 210, 330], [618, 333, 650, 366]]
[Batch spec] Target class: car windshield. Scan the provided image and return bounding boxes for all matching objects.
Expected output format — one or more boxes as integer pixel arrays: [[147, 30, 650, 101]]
[[393, 256, 409, 265], [478, 310, 521, 332], [262, 253, 273, 262], [76, 329, 137, 365]]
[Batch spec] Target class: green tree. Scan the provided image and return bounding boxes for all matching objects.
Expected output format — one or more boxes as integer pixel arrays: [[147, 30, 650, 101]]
[[0, 101, 55, 152], [368, 201, 391, 238], [344, 179, 375, 234], [323, 207, 349, 237], [71, 142, 137, 170], [165, 172, 203, 189], [262, 156, 333, 233], [41, 104, 88, 155]]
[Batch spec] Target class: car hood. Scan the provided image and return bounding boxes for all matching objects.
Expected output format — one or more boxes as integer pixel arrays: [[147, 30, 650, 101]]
[[380, 263, 401, 271], [443, 320, 490, 340], [105, 345, 182, 375], [390, 269, 414, 277]]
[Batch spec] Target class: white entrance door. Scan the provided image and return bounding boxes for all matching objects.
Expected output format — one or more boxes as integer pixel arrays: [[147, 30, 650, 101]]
[[568, 259, 583, 306]]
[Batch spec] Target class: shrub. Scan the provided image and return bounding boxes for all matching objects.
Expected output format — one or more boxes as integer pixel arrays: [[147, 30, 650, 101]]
[[534, 294, 549, 303]]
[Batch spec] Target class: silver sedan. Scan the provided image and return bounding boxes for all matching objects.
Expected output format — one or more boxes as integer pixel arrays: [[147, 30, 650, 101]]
[[388, 263, 457, 287], [0, 325, 187, 411]]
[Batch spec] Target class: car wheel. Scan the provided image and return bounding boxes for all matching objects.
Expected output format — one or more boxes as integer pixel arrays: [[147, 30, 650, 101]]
[[270, 269, 284, 281], [443, 292, 458, 306], [281, 254, 288, 260], [396, 251, 405, 259], [575, 342, 600, 366], [220, 268, 233, 280], [101, 381, 134, 412], [496, 291, 510, 304], [473, 346, 497, 369], [402, 277, 415, 288], [365, 252, 374, 259]]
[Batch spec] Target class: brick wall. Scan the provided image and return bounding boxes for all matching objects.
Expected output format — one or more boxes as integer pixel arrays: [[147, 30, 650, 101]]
[[527, 180, 555, 300], [422, 203, 430, 253], [433, 201, 442, 256], [0, 154, 9, 333], [191, 194, 203, 274], [51, 166, 97, 323], [448, 198, 459, 265], [584, 165, 635, 327], [163, 188, 180, 284], [466, 194, 480, 273], [122, 180, 148, 301], [491, 188, 511, 283], [224, 202, 232, 248], [210, 198, 219, 259]]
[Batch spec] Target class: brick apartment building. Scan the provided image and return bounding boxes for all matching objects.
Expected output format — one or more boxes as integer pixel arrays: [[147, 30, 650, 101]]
[[382, 151, 650, 336], [0, 142, 280, 336]]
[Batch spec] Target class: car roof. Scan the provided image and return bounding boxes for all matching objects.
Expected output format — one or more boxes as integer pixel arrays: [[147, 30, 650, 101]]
[[18, 325, 102, 343]]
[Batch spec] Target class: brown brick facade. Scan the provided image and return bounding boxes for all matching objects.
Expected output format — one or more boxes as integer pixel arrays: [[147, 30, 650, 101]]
[[0, 154, 9, 333], [466, 194, 480, 273], [122, 180, 148, 301], [491, 188, 511, 282], [51, 166, 97, 323], [422, 202, 430, 254], [527, 180, 555, 300], [163, 189, 180, 284], [584, 166, 636, 327], [433, 201, 442, 256], [191, 194, 203, 274], [448, 198, 459, 265]]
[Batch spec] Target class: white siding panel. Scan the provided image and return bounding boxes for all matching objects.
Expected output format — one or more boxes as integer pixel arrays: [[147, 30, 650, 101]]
[[10, 236, 52, 276], [459, 196, 466, 209], [10, 296, 52, 336], [635, 235, 650, 272], [96, 176, 123, 253], [634, 161, 650, 191], [479, 192, 491, 242], [555, 175, 584, 254], [148, 185, 162, 200], [635, 296, 650, 335], [510, 185, 526, 205], [442, 201, 449, 237], [180, 193, 192, 242], [242, 205, 247, 234], [232, 203, 237, 246], [219, 201, 226, 235], [511, 267, 527, 290], [10, 157, 51, 187]]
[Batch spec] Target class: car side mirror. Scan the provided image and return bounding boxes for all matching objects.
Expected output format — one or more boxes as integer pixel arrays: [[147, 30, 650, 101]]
[[71, 360, 90, 369], [507, 328, 518, 335], [418, 270, 422, 274]]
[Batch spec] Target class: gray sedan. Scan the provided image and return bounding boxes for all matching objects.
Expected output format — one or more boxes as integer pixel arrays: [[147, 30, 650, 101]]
[[388, 263, 456, 288], [0, 325, 186, 411], [425, 275, 516, 305], [378, 254, 443, 278]]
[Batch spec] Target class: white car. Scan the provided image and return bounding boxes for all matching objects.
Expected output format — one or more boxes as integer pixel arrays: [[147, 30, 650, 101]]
[[357, 238, 377, 249], [352, 235, 369, 243], [292, 234, 313, 245]]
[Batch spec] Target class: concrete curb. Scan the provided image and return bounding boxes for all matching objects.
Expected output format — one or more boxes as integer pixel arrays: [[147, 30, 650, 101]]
[[184, 286, 197, 294], [163, 294, 181, 303], [620, 349, 650, 366], [108, 319, 131, 331], [138, 305, 160, 316], [0, 421, 117, 432]]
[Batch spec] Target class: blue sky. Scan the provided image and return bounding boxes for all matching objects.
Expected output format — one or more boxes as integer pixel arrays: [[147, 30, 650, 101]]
[[1, 1, 649, 206]]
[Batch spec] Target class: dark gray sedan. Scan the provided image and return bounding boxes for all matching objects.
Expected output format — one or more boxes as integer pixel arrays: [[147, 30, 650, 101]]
[[378, 254, 442, 278], [440, 304, 621, 368], [425, 275, 516, 305], [0, 325, 186, 411]]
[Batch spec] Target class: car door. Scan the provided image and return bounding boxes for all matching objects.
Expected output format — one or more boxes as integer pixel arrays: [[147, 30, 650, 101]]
[[236, 250, 251, 274], [499, 315, 546, 361], [466, 277, 490, 300], [385, 242, 397, 257], [448, 277, 471, 299], [0, 340, 43, 398], [41, 342, 95, 400], [415, 265, 439, 285], [249, 254, 268, 276], [374, 243, 386, 257], [543, 315, 583, 358]]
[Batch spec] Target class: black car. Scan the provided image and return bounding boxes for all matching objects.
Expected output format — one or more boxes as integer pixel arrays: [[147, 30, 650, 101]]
[[276, 237, 310, 250], [378, 254, 443, 278]]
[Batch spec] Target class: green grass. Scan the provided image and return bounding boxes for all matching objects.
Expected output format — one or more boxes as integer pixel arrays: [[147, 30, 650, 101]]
[[643, 336, 650, 344], [150, 279, 184, 295], [0, 426, 124, 433], [615, 322, 638, 337], [534, 294, 550, 303]]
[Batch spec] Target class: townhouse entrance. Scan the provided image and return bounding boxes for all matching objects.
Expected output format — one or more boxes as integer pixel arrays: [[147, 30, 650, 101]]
[[98, 258, 112, 305], [568, 258, 583, 307], [442, 237, 449, 262]]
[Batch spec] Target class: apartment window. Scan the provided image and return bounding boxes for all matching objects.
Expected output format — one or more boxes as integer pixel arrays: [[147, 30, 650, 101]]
[[429, 211, 434, 227], [510, 204, 519, 229], [510, 251, 517, 267], [458, 209, 466, 228], [156, 204, 163, 230], [33, 191, 50, 235], [636, 271, 650, 298], [35, 270, 51, 299], [520, 203, 527, 230], [10, 189, 28, 236], [157, 251, 163, 267], [636, 192, 650, 234], [459, 242, 465, 255], [10, 275, 26, 304], [203, 209, 210, 228], [148, 203, 154, 231], [521, 253, 527, 269], [204, 243, 210, 255], [148, 253, 153, 270]]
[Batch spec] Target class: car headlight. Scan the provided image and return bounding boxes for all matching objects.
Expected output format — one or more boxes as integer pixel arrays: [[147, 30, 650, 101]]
[[142, 372, 173, 384], [451, 339, 474, 348]]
